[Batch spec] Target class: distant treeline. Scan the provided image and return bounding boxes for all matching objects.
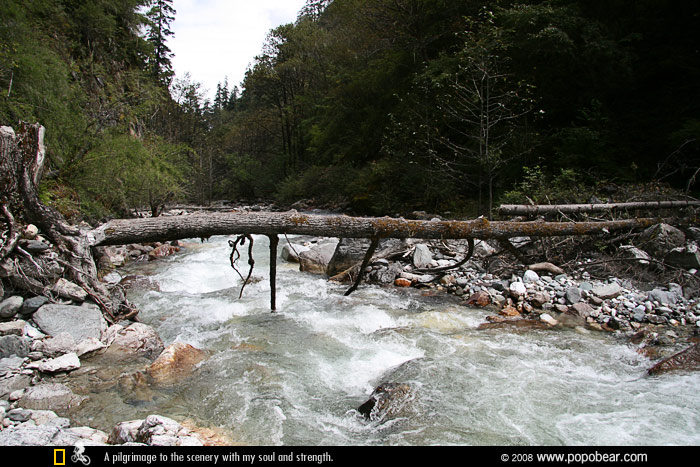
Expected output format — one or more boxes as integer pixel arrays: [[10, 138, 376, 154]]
[[2, 0, 699, 219]]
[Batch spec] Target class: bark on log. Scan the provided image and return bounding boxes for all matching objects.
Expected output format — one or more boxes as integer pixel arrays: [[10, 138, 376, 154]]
[[499, 201, 700, 216], [90, 211, 665, 246], [1, 123, 134, 322]]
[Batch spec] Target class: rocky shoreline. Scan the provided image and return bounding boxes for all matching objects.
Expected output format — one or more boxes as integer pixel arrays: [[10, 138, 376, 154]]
[[1, 206, 700, 445]]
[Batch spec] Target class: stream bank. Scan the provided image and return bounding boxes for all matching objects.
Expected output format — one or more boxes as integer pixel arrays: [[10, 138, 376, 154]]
[[1, 205, 700, 446]]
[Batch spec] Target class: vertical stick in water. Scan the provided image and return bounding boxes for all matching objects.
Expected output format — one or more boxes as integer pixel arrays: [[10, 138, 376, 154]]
[[344, 236, 380, 296], [268, 234, 279, 312]]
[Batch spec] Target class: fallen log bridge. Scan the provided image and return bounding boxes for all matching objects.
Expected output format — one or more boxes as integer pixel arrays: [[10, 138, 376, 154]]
[[89, 211, 664, 311], [89, 211, 662, 246]]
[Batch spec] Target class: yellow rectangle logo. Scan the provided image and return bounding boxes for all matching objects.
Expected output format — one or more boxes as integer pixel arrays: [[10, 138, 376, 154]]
[[54, 449, 65, 465]]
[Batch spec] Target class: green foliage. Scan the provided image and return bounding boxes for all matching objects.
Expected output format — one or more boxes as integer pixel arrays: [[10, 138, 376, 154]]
[[72, 133, 187, 217], [501, 166, 591, 206]]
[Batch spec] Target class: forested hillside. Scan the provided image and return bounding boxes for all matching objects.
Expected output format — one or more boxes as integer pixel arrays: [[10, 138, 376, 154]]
[[2, 0, 699, 220]]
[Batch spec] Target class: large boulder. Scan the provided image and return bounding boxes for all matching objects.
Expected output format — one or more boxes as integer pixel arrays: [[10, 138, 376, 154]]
[[327, 238, 372, 276], [638, 223, 686, 257], [31, 304, 106, 343], [298, 240, 339, 275]]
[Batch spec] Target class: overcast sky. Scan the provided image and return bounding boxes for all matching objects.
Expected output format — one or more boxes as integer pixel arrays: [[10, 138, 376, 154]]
[[170, 0, 308, 101]]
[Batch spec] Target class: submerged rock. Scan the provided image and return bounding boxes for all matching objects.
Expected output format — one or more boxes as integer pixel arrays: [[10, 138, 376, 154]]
[[146, 342, 208, 385], [357, 382, 414, 422]]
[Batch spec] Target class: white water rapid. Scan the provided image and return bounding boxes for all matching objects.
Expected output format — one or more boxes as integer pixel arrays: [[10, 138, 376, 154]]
[[70, 235, 700, 446]]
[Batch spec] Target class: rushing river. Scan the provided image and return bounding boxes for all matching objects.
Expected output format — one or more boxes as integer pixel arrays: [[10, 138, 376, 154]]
[[69, 235, 700, 446]]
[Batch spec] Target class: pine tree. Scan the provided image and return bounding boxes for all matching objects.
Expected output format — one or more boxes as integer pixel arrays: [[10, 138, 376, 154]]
[[146, 0, 176, 84]]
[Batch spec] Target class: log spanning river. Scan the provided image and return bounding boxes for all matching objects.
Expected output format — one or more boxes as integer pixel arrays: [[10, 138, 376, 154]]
[[69, 236, 700, 445]]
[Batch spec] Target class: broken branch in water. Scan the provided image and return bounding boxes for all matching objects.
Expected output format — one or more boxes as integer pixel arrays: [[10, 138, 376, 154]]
[[229, 234, 255, 299]]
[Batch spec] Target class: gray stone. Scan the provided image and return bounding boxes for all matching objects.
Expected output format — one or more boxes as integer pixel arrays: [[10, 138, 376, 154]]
[[0, 320, 25, 337], [0, 296, 24, 319], [38, 352, 80, 374], [412, 244, 433, 269], [591, 282, 623, 300], [0, 335, 30, 358], [21, 240, 50, 254], [7, 408, 32, 422], [509, 281, 527, 299], [523, 270, 539, 283], [50, 278, 88, 302], [34, 332, 77, 357], [665, 248, 700, 269], [0, 356, 24, 377], [639, 223, 686, 256], [569, 302, 594, 318], [530, 291, 551, 308], [0, 374, 32, 399], [280, 243, 310, 263], [18, 383, 86, 411], [619, 245, 651, 265], [648, 288, 679, 306], [19, 296, 48, 317], [298, 241, 339, 275], [31, 304, 106, 342], [102, 322, 164, 361], [565, 287, 582, 304]]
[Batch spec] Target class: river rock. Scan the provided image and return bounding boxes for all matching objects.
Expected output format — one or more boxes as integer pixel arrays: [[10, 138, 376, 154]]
[[569, 302, 594, 318], [523, 270, 539, 283], [647, 288, 680, 306], [146, 342, 208, 385], [565, 287, 582, 304], [108, 419, 143, 444], [466, 291, 491, 307], [509, 281, 527, 299], [412, 244, 433, 269], [357, 382, 414, 422], [32, 304, 106, 343], [0, 335, 30, 358], [639, 223, 686, 257], [50, 278, 87, 302], [18, 383, 86, 411], [591, 282, 623, 300], [0, 356, 24, 377], [103, 322, 164, 361], [618, 245, 651, 265], [665, 247, 700, 269], [19, 296, 48, 317], [148, 244, 181, 260], [0, 320, 25, 337], [0, 296, 24, 319], [530, 291, 551, 308], [280, 243, 310, 263], [647, 343, 700, 375], [298, 240, 338, 275], [135, 415, 203, 446], [327, 238, 372, 276], [539, 313, 558, 326], [37, 352, 80, 374]]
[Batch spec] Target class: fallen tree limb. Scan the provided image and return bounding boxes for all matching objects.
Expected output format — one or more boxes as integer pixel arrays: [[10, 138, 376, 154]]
[[499, 200, 700, 216], [90, 212, 666, 246]]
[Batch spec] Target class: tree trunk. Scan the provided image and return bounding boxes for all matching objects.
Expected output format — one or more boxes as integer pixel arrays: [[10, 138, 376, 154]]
[[499, 201, 700, 216], [90, 210, 665, 247], [1, 123, 135, 322]]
